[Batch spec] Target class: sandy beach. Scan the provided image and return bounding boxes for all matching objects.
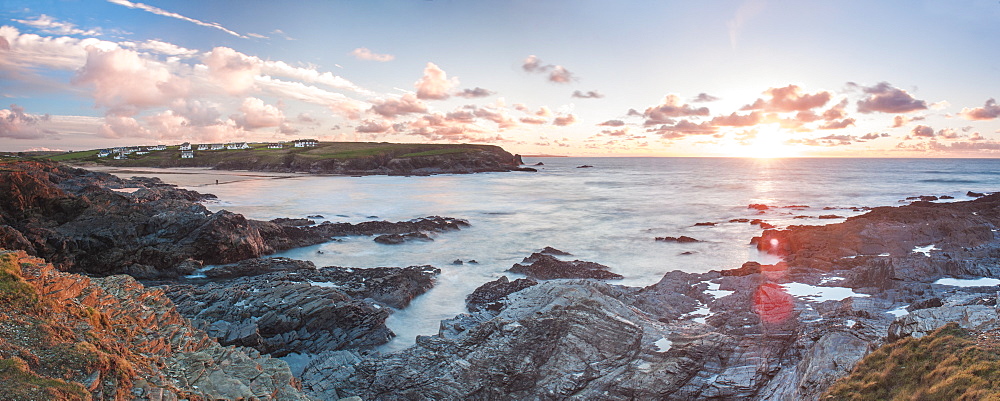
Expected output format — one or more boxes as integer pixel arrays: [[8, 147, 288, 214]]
[[81, 166, 306, 187]]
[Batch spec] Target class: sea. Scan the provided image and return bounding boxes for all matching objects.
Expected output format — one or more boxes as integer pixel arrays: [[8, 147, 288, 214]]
[[191, 157, 1000, 353]]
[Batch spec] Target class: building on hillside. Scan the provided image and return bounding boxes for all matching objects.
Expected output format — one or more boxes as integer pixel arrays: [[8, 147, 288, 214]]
[[135, 151, 149, 155], [148, 145, 167, 151], [226, 142, 250, 150], [181, 150, 194, 159], [210, 144, 225, 150], [267, 143, 283, 149], [97, 150, 111, 158], [179, 142, 191, 151], [113, 153, 127, 160], [293, 139, 318, 147]]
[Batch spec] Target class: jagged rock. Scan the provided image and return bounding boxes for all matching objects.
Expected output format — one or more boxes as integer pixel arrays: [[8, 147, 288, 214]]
[[888, 305, 1000, 340], [508, 252, 622, 280], [655, 235, 700, 243], [720, 261, 762, 277], [374, 232, 432, 244], [452, 259, 464, 265], [465, 276, 538, 313], [203, 257, 317, 279], [968, 191, 986, 197], [539, 246, 571, 256], [271, 217, 316, 226]]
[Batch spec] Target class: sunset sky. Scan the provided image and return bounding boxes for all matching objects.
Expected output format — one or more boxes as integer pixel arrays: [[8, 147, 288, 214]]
[[2, 0, 1000, 156]]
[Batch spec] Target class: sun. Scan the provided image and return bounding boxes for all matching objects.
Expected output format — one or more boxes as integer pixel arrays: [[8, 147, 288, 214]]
[[725, 124, 801, 158]]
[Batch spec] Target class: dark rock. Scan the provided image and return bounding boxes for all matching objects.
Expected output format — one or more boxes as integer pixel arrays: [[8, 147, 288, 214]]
[[511, 167, 537, 172], [467, 259, 479, 264], [307, 214, 324, 219], [818, 214, 844, 219], [749, 204, 770, 210], [655, 236, 701, 243], [694, 222, 717, 227], [373, 232, 432, 244], [939, 195, 954, 200], [271, 217, 315, 227], [533, 162, 544, 166], [451, 259, 464, 265], [750, 219, 775, 229], [968, 191, 986, 197], [720, 261, 762, 276], [905, 195, 939, 202], [513, 154, 524, 165], [783, 205, 810, 209], [577, 165, 594, 168], [729, 218, 751, 223], [309, 216, 469, 238], [539, 246, 572, 256], [465, 276, 538, 313], [203, 257, 317, 279], [508, 252, 622, 280], [907, 297, 944, 311]]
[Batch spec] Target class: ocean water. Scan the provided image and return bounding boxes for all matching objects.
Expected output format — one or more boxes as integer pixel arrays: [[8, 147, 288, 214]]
[[193, 157, 1000, 352]]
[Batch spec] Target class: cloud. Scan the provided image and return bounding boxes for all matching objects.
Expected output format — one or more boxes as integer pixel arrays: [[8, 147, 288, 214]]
[[232, 97, 284, 130], [414, 62, 458, 100], [648, 119, 716, 138], [98, 114, 148, 138], [855, 82, 927, 113], [521, 55, 576, 84], [203, 47, 260, 95], [350, 47, 394, 62], [911, 125, 935, 137], [742, 85, 832, 112], [369, 93, 427, 118], [553, 114, 577, 126], [14, 14, 103, 36], [598, 119, 625, 127], [728, 0, 766, 49], [692, 93, 720, 103], [519, 116, 547, 125], [819, 118, 855, 130], [571, 90, 604, 99], [860, 132, 890, 140], [535, 106, 553, 117], [253, 76, 366, 119], [710, 111, 762, 127], [355, 119, 393, 133], [124, 39, 197, 58], [455, 87, 494, 98], [72, 45, 189, 115], [960, 98, 1000, 121], [107, 0, 252, 39], [1, 104, 52, 139], [642, 94, 710, 125], [261, 59, 371, 95]]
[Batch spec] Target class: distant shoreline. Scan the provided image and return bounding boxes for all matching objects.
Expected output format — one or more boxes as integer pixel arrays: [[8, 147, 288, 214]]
[[81, 166, 308, 187]]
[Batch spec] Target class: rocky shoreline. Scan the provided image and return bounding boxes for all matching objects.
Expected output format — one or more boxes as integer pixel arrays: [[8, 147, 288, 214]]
[[3, 158, 1000, 400]]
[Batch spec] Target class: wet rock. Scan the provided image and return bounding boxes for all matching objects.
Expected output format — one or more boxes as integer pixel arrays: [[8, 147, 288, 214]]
[[968, 191, 986, 197], [720, 261, 762, 277], [655, 235, 700, 243], [539, 246, 571, 256], [694, 222, 717, 227], [906, 195, 939, 202], [577, 165, 594, 168], [271, 217, 315, 226], [749, 203, 770, 210], [203, 257, 317, 279], [451, 259, 464, 265], [465, 276, 538, 313], [818, 214, 844, 219], [533, 162, 544, 166], [512, 167, 537, 172], [730, 218, 751, 223], [508, 252, 623, 280], [373, 231, 432, 244], [308, 214, 325, 219]]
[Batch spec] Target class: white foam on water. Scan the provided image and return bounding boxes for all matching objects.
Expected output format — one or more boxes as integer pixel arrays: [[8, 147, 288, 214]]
[[934, 277, 1000, 287], [912, 244, 937, 256], [781, 282, 870, 302]]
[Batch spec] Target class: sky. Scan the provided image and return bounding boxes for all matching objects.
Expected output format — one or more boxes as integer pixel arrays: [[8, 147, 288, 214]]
[[2, 0, 1000, 157]]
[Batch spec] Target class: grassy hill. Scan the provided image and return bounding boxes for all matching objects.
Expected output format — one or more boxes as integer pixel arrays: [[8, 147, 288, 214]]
[[40, 142, 519, 174], [822, 323, 1000, 400]]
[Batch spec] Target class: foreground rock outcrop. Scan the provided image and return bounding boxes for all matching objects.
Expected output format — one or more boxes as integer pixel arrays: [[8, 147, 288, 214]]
[[0, 249, 310, 400], [162, 259, 441, 357], [301, 193, 1000, 400]]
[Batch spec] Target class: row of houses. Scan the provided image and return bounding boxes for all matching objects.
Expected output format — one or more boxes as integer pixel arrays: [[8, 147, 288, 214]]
[[98, 139, 319, 160]]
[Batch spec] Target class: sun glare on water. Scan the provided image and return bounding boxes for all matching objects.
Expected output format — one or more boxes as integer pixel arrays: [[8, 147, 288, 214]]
[[726, 124, 801, 159]]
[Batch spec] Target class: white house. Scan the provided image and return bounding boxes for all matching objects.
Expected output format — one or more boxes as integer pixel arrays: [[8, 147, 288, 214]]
[[97, 150, 111, 158], [179, 142, 191, 151], [267, 143, 283, 149], [210, 144, 225, 150], [293, 139, 318, 147], [113, 153, 128, 160], [135, 151, 150, 155], [225, 142, 250, 150], [181, 150, 194, 159], [197, 144, 210, 150]]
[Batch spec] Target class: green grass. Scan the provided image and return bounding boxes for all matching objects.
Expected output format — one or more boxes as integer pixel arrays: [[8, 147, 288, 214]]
[[399, 148, 471, 158], [0, 253, 39, 310], [823, 323, 1000, 400], [45, 150, 100, 162], [0, 358, 90, 401]]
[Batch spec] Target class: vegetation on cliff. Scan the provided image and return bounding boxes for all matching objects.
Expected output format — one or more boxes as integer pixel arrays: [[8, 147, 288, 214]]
[[44, 142, 520, 174], [823, 323, 1000, 400]]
